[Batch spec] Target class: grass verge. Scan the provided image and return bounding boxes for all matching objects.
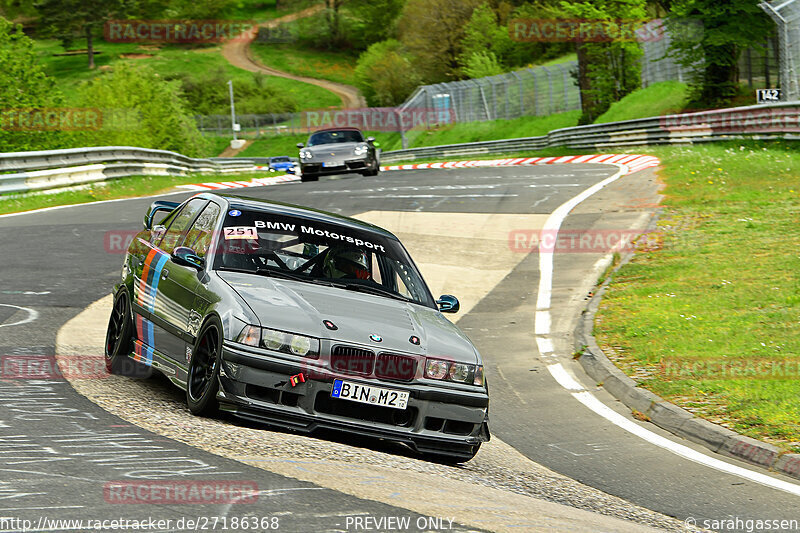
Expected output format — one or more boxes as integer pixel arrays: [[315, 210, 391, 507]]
[[250, 42, 357, 86], [595, 81, 688, 124], [595, 141, 800, 451]]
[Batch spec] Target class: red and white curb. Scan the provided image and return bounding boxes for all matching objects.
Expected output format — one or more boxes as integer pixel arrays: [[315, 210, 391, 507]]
[[380, 154, 661, 175], [176, 171, 300, 191], [176, 154, 661, 191]]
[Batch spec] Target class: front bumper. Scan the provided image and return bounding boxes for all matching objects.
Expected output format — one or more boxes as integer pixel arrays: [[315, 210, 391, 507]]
[[218, 342, 490, 459], [300, 157, 370, 176]]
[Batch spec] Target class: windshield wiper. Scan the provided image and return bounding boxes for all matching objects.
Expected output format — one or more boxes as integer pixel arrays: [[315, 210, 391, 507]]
[[329, 281, 411, 302], [218, 265, 307, 282]]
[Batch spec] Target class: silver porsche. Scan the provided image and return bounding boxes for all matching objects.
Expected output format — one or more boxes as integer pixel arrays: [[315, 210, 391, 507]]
[[296, 127, 381, 182]]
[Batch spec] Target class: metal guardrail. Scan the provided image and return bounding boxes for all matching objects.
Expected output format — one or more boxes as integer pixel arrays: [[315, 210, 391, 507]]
[[380, 101, 800, 163], [2, 102, 798, 194], [0, 147, 258, 195]]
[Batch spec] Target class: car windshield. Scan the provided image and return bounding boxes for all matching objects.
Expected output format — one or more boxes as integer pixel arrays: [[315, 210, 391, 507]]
[[307, 130, 364, 146], [214, 209, 435, 308], [271, 157, 290, 163]]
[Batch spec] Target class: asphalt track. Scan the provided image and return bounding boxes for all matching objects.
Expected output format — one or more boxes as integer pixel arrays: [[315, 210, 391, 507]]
[[1, 165, 799, 532]]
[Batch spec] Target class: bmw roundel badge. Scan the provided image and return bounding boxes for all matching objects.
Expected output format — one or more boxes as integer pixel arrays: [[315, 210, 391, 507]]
[[369, 334, 382, 342]]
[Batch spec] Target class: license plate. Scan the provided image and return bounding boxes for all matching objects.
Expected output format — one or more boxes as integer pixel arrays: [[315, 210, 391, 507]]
[[331, 379, 408, 410], [322, 161, 340, 168]]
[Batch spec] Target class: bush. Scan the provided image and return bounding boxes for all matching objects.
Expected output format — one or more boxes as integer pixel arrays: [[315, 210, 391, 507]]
[[354, 39, 421, 106], [461, 50, 504, 79], [77, 63, 209, 157], [165, 68, 297, 115]]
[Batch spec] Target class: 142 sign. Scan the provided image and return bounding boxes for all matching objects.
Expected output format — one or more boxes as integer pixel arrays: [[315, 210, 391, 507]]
[[756, 89, 781, 103]]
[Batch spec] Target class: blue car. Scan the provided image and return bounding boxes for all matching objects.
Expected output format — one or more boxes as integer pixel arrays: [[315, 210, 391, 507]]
[[268, 156, 297, 173]]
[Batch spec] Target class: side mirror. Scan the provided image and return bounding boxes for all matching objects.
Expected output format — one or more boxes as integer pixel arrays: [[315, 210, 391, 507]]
[[296, 142, 304, 149], [172, 246, 204, 270], [436, 294, 460, 313], [366, 136, 375, 144], [144, 200, 180, 230]]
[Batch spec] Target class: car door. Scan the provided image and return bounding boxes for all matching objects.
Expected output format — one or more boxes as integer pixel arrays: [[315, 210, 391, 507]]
[[133, 198, 207, 364], [153, 199, 222, 364]]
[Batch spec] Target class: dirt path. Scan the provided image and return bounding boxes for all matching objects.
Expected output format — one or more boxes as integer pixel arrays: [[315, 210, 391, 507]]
[[222, 4, 365, 110], [217, 139, 253, 157]]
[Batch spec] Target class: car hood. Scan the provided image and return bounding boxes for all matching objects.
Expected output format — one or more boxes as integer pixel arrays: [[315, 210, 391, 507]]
[[217, 271, 478, 364], [306, 142, 363, 158]]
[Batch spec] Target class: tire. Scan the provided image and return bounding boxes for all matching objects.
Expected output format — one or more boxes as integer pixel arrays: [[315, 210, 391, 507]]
[[187, 316, 223, 416], [300, 173, 319, 182], [104, 291, 151, 377], [363, 159, 380, 177]]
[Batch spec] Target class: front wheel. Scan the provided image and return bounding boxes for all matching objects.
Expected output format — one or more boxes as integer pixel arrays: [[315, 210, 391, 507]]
[[300, 173, 319, 182], [363, 159, 380, 176], [187, 316, 222, 416], [104, 291, 150, 377]]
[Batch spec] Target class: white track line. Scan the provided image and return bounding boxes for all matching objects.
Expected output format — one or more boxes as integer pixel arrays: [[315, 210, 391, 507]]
[[536, 165, 800, 497], [0, 303, 39, 328]]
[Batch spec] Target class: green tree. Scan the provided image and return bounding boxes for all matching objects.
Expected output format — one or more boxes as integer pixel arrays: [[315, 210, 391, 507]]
[[461, 50, 504, 78], [458, 2, 514, 74], [78, 63, 208, 156], [35, 0, 127, 69], [561, 0, 645, 123], [346, 0, 404, 49], [397, 0, 483, 82], [0, 16, 69, 152], [354, 39, 421, 106], [668, 0, 773, 106]]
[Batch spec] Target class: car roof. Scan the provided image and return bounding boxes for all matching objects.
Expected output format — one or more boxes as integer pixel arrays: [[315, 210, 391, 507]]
[[310, 127, 364, 134], [200, 192, 397, 240]]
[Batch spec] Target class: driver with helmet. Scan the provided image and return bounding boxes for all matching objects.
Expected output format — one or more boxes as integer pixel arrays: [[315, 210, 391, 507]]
[[323, 247, 371, 280]]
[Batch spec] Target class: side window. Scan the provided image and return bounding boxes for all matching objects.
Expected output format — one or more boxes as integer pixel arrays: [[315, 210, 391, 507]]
[[159, 199, 207, 254], [183, 202, 221, 259]]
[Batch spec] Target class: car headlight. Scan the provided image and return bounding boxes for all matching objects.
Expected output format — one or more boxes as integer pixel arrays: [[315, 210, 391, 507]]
[[300, 150, 313, 159], [236, 325, 319, 359], [424, 358, 484, 386], [353, 144, 368, 156]]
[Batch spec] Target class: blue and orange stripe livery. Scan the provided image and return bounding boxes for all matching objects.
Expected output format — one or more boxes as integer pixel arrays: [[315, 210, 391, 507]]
[[137, 247, 169, 313], [133, 315, 155, 366]]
